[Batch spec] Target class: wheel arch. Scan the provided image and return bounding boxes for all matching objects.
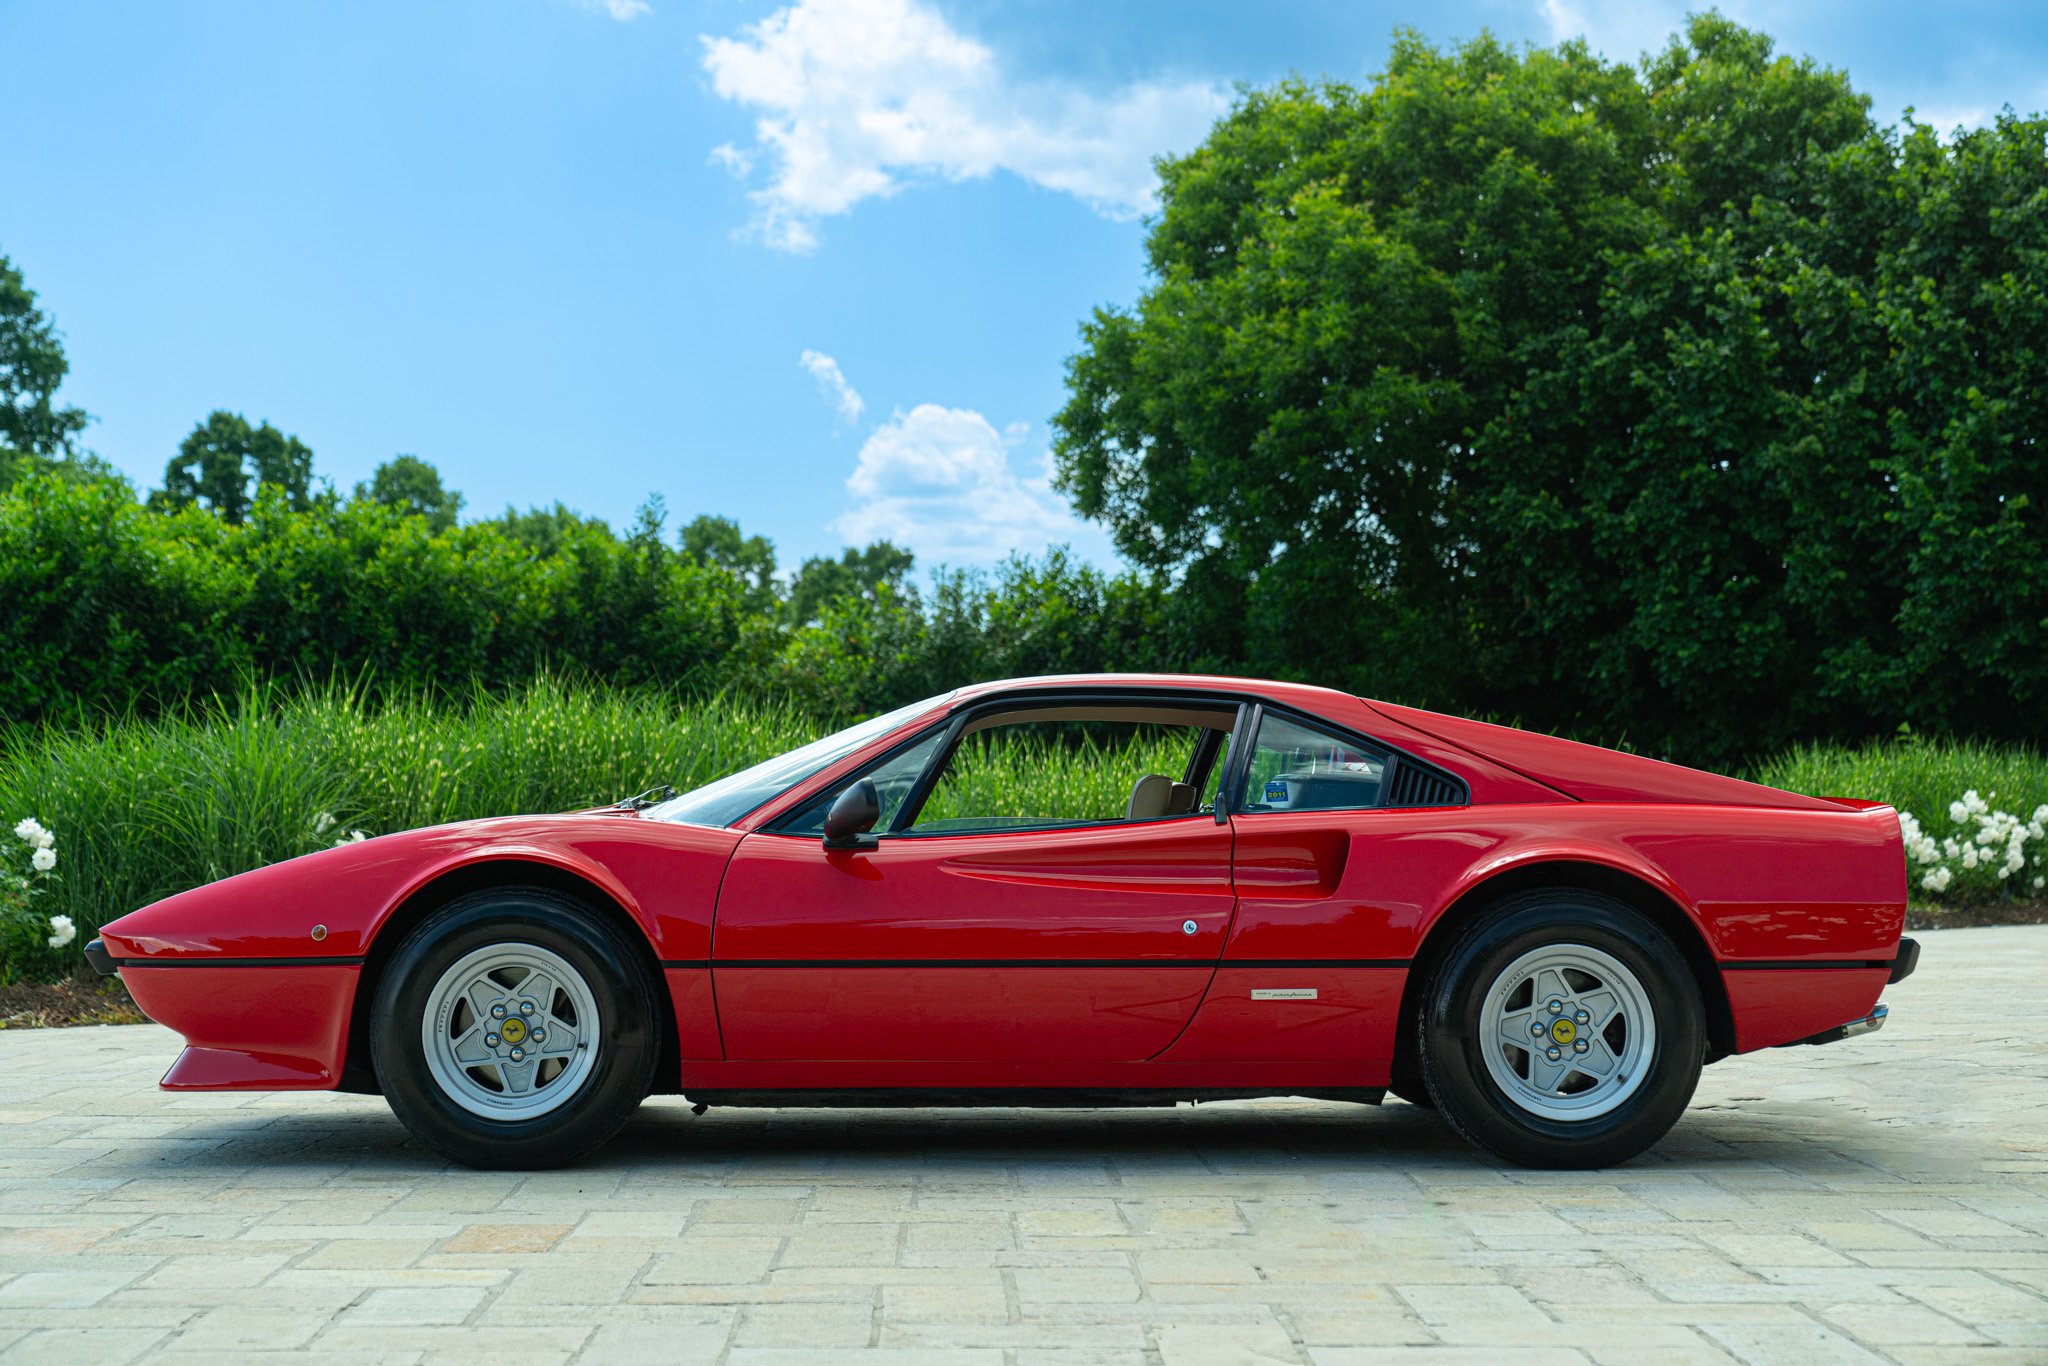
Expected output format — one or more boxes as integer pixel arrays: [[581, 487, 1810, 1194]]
[[337, 857, 679, 1095], [1390, 859, 1737, 1094]]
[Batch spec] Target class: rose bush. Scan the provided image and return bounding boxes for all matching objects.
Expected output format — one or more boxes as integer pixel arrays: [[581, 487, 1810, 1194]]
[[1899, 793, 2048, 900], [1, 817, 70, 981]]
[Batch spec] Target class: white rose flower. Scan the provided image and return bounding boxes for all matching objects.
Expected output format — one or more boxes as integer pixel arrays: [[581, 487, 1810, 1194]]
[[1948, 800, 1969, 824], [46, 915, 75, 949], [14, 817, 50, 848], [30, 846, 56, 872], [1921, 867, 1953, 893], [313, 812, 336, 836]]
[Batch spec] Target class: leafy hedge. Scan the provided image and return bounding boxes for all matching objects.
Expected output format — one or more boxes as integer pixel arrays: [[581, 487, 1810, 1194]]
[[0, 476, 748, 722]]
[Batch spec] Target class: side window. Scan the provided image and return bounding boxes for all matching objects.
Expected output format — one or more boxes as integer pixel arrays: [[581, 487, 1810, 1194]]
[[780, 730, 946, 836], [1238, 714, 1387, 814], [908, 716, 1219, 836]]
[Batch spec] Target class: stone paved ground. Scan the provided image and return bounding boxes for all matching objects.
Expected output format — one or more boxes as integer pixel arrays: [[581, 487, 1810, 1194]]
[[1, 926, 2044, 1365]]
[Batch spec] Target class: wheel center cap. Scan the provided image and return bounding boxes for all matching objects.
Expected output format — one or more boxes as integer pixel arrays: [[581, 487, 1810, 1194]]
[[499, 1017, 528, 1045], [1549, 1018, 1577, 1046]]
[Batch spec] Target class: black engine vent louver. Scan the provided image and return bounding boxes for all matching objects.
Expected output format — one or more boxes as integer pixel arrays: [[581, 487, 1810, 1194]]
[[1383, 759, 1466, 809]]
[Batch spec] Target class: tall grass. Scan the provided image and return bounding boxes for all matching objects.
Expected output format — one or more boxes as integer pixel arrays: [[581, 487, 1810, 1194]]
[[1755, 737, 2048, 825], [0, 679, 818, 959], [917, 727, 1189, 828]]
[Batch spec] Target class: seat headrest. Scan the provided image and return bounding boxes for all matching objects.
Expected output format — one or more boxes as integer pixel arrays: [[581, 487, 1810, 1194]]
[[1126, 773, 1175, 821]]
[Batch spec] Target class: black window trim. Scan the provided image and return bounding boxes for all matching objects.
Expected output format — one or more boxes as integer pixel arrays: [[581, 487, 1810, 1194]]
[[761, 685, 1468, 839]]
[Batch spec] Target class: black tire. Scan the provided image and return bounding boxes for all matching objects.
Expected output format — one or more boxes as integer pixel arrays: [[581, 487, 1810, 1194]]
[[369, 887, 663, 1169], [1417, 891, 1704, 1169]]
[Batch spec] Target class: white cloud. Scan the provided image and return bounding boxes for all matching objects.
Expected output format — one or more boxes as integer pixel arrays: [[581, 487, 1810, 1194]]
[[700, 0, 1228, 251], [799, 349, 866, 425], [833, 404, 1103, 565], [1538, 0, 1691, 61], [572, 0, 651, 20]]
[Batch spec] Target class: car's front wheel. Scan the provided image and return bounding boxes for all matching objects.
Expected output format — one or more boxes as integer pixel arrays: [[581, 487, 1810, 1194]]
[[369, 888, 662, 1169], [1416, 891, 1704, 1168]]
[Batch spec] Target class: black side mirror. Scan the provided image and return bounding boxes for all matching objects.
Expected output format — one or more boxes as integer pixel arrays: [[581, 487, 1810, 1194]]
[[821, 779, 882, 850]]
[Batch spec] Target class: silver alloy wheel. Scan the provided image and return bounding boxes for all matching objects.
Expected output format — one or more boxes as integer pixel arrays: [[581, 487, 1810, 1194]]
[[1478, 942, 1656, 1122], [420, 942, 601, 1120]]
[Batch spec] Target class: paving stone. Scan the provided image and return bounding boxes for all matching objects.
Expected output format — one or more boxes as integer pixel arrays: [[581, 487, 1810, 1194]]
[[0, 925, 2040, 1363]]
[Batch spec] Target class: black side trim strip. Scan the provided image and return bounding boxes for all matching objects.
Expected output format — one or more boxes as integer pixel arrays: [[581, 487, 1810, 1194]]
[[705, 957, 1412, 970], [1718, 959, 1895, 971], [109, 955, 366, 969], [715, 958, 1217, 969], [1225, 958, 1411, 970], [659, 959, 712, 969]]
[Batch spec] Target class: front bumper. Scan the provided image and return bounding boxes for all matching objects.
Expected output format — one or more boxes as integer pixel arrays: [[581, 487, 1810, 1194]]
[[84, 938, 117, 978], [80, 942, 357, 1090]]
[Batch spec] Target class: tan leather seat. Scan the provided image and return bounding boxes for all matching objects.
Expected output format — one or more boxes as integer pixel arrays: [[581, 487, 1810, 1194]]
[[1126, 773, 1174, 820]]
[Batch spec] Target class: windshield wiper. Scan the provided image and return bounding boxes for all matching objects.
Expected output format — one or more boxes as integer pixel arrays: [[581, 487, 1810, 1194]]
[[615, 784, 677, 812]]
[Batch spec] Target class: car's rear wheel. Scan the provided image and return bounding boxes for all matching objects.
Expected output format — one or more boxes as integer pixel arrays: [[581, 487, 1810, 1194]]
[[1416, 890, 1703, 1168], [370, 888, 661, 1169]]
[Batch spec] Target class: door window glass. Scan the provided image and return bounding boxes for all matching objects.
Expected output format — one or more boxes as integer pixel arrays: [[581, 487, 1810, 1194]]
[[908, 713, 1226, 835], [1238, 714, 1387, 814]]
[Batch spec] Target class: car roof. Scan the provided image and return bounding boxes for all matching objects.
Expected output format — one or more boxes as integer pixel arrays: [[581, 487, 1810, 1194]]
[[947, 672, 1363, 714]]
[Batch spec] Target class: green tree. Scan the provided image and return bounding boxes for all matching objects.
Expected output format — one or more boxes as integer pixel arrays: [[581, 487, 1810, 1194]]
[[355, 454, 464, 530], [0, 255, 91, 460], [483, 502, 612, 557], [787, 541, 915, 625], [1052, 14, 2045, 762], [0, 253, 105, 492], [680, 514, 778, 615], [159, 411, 317, 523]]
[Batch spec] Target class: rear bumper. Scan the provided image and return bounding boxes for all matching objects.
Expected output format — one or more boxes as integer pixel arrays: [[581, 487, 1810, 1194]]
[[1722, 938, 1917, 1052]]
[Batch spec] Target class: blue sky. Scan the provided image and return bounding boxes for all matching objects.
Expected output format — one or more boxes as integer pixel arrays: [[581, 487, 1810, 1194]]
[[5, 0, 2043, 577]]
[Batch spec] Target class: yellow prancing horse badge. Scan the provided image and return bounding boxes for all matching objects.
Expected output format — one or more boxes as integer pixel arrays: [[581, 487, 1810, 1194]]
[[500, 1017, 527, 1044], [1549, 1018, 1577, 1045]]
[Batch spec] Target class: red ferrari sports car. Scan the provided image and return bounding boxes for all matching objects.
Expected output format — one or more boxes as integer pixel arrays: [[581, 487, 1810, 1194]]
[[88, 674, 1916, 1170]]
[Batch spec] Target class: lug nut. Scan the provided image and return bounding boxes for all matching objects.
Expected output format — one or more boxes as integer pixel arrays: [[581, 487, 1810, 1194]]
[[1547, 999, 1563, 1015], [519, 1000, 536, 1016], [485, 1033, 500, 1047], [1545, 1046, 1562, 1061], [1575, 1009, 1590, 1024], [1574, 1039, 1589, 1055], [1530, 1022, 1546, 1038], [509, 1047, 525, 1063], [491, 1003, 506, 1019], [530, 1030, 545, 1044]]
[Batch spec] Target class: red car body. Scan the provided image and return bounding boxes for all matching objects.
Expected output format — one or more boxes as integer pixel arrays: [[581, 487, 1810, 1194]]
[[93, 674, 1914, 1104]]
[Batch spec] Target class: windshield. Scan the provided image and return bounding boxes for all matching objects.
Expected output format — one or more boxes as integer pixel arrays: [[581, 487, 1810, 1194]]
[[645, 692, 954, 829]]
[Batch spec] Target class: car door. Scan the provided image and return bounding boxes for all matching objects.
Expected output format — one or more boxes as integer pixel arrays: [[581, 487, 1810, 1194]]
[[1188, 707, 1453, 1065], [710, 703, 1238, 1063]]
